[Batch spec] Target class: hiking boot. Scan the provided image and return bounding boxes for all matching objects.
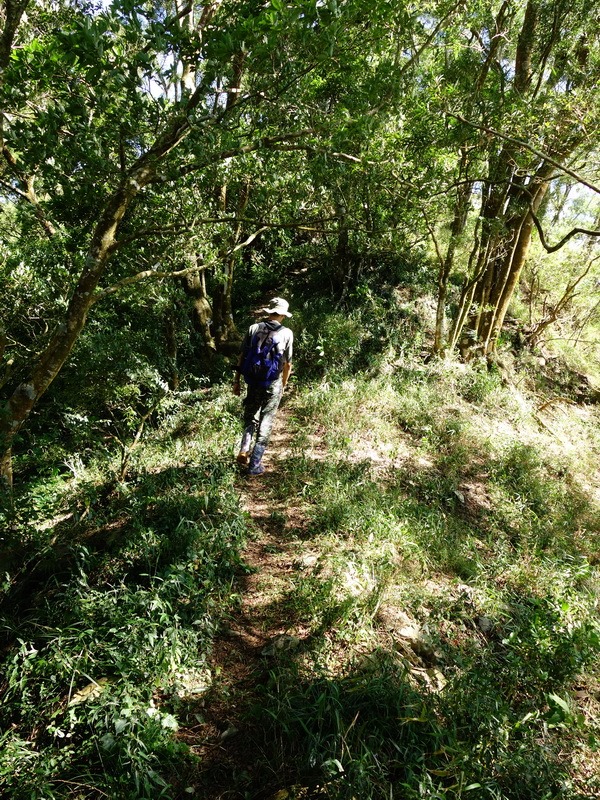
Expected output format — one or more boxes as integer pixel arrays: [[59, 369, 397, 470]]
[[236, 451, 250, 466], [247, 444, 266, 475], [236, 427, 254, 467], [247, 462, 265, 476]]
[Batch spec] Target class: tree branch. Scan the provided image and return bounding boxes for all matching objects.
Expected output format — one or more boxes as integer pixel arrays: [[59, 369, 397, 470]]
[[446, 112, 600, 195], [111, 214, 339, 251], [230, 225, 268, 253], [529, 206, 600, 253], [93, 227, 271, 303], [421, 206, 445, 269], [91, 261, 212, 304], [110, 220, 211, 251], [94, 214, 341, 303], [1, 146, 57, 237], [528, 260, 594, 343], [179, 129, 318, 176]]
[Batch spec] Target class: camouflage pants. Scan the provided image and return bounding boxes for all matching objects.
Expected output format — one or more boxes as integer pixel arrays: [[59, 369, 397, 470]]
[[242, 379, 283, 449]]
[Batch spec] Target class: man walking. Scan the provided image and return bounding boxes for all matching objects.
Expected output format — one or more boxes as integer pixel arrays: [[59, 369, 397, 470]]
[[233, 297, 293, 475]]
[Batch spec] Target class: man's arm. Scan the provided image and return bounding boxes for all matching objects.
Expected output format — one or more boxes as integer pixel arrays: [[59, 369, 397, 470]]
[[232, 354, 243, 396], [282, 361, 292, 389]]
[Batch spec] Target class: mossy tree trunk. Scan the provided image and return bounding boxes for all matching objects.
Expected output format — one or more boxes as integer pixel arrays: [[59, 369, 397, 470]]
[[180, 257, 218, 356], [0, 101, 203, 492]]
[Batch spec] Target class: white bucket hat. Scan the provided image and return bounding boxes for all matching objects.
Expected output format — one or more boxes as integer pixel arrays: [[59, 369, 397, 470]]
[[262, 297, 292, 317]]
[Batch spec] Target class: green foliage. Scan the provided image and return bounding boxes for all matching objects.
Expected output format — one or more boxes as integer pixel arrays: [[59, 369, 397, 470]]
[[486, 441, 598, 553], [1, 0, 600, 797], [0, 389, 247, 798], [455, 362, 503, 404], [256, 656, 453, 799], [246, 345, 600, 799], [289, 282, 426, 382], [2, 301, 600, 798]]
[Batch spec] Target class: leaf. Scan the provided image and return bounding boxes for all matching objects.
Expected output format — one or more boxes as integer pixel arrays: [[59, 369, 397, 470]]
[[100, 733, 115, 750], [548, 693, 570, 714], [161, 714, 179, 731], [321, 758, 344, 775], [114, 718, 128, 734]]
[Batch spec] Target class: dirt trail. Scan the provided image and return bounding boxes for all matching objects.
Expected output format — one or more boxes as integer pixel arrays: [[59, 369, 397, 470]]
[[182, 399, 316, 798]]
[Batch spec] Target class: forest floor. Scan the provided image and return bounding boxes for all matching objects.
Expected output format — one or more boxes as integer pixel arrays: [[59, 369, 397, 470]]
[[181, 396, 324, 798], [2, 358, 600, 800], [173, 374, 600, 799]]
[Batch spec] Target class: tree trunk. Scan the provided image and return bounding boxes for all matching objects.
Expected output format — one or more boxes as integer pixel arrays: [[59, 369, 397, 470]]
[[448, 215, 482, 353], [164, 309, 180, 391], [212, 176, 250, 351], [334, 225, 355, 306], [0, 0, 30, 74], [0, 93, 203, 491], [434, 149, 472, 354], [482, 181, 551, 353], [211, 55, 246, 352], [180, 257, 217, 355], [465, 158, 555, 357]]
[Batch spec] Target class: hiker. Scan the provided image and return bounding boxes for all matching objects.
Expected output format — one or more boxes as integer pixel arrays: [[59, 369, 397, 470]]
[[233, 297, 294, 475]]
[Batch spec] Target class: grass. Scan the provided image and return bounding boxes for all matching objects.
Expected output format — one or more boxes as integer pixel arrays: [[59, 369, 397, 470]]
[[252, 341, 600, 799], [1, 300, 599, 799], [0, 388, 248, 799]]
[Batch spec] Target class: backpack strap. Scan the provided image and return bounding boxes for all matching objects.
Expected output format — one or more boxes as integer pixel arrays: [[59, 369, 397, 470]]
[[256, 322, 282, 349]]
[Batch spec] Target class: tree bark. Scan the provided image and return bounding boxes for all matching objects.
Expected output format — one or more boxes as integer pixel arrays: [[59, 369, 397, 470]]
[[164, 309, 180, 391], [0, 0, 30, 71], [180, 256, 217, 355], [212, 176, 249, 351], [433, 148, 472, 354], [461, 166, 553, 357], [481, 172, 552, 353], [211, 53, 246, 351], [0, 93, 204, 491]]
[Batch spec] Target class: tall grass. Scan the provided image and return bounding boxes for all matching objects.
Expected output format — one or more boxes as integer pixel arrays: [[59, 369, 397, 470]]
[[0, 388, 247, 799], [248, 301, 600, 799]]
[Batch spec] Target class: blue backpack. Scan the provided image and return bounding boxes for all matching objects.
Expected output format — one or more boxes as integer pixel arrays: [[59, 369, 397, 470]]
[[240, 324, 284, 387]]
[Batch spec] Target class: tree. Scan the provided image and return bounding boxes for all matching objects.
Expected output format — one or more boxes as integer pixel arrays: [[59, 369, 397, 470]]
[[435, 0, 600, 357], [0, 0, 412, 490]]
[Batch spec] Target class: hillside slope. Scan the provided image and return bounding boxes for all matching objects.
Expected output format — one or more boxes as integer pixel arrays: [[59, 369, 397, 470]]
[[1, 350, 599, 799]]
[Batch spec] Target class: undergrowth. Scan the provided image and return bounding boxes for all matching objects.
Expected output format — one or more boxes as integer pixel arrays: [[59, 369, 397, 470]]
[[249, 308, 600, 800], [0, 389, 247, 799], [1, 293, 599, 799]]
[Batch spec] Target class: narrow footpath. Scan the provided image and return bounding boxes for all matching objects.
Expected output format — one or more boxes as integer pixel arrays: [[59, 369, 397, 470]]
[[181, 399, 318, 799]]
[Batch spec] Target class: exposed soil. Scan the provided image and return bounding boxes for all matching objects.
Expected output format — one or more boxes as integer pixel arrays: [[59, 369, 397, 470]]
[[179, 398, 320, 799]]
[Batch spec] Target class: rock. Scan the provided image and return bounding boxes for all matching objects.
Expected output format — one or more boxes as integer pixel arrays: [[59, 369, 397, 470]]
[[377, 606, 439, 664], [426, 667, 447, 691], [409, 665, 447, 692], [261, 634, 301, 656], [297, 554, 319, 569], [376, 606, 414, 631], [392, 638, 423, 667], [476, 616, 494, 634]]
